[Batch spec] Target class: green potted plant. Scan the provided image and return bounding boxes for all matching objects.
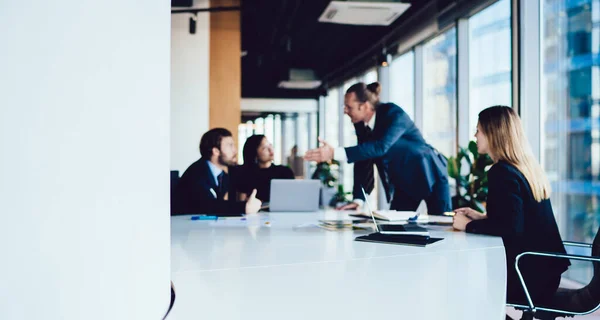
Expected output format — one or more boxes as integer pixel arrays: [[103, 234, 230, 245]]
[[328, 184, 352, 207], [311, 160, 339, 188], [447, 141, 494, 212], [311, 160, 341, 206]]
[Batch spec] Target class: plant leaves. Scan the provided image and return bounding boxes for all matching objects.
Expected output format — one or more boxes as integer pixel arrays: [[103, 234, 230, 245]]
[[468, 140, 479, 159]]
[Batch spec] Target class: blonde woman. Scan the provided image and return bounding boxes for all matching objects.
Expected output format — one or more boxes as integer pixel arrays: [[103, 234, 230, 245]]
[[453, 106, 569, 306]]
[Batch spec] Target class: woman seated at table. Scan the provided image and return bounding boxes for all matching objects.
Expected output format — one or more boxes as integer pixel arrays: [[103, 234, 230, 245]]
[[452, 106, 569, 306], [234, 134, 294, 202]]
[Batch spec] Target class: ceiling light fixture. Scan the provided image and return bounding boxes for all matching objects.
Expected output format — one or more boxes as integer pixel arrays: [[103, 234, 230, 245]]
[[189, 13, 197, 34], [377, 48, 391, 67]]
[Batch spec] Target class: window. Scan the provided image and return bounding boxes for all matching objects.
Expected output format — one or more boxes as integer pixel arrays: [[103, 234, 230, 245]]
[[325, 88, 340, 147], [264, 114, 274, 151], [541, 0, 600, 284], [422, 28, 458, 157], [390, 50, 415, 120], [237, 122, 250, 165], [363, 68, 378, 84], [468, 0, 512, 135], [282, 115, 296, 165], [254, 117, 265, 135], [273, 115, 282, 164], [296, 113, 308, 155]]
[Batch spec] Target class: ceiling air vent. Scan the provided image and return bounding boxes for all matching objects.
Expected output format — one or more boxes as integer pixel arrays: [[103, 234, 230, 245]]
[[278, 69, 321, 90], [318, 1, 410, 26]]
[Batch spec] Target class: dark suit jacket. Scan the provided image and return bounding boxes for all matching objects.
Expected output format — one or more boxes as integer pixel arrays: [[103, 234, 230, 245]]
[[346, 102, 448, 202], [466, 161, 569, 303], [172, 158, 245, 216]]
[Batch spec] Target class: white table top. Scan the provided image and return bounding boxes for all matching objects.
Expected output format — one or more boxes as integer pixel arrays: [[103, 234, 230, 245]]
[[170, 211, 507, 320]]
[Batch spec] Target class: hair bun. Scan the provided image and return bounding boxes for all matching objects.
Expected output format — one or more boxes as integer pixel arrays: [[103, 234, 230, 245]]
[[367, 82, 382, 95]]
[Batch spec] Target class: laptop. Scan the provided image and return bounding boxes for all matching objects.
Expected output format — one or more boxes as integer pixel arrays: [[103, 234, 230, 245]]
[[361, 187, 428, 236], [269, 179, 320, 212]]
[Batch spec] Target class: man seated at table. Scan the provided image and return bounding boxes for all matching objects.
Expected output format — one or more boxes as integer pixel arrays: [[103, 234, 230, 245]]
[[172, 128, 261, 216]]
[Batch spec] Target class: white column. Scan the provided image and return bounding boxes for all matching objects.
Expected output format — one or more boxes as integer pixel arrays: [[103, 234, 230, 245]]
[[318, 95, 326, 140], [414, 45, 425, 131], [519, 0, 542, 161], [377, 66, 390, 210], [457, 18, 471, 149], [0, 0, 171, 319]]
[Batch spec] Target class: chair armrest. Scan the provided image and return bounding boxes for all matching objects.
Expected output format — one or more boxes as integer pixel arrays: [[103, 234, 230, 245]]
[[563, 241, 593, 249], [514, 251, 600, 311]]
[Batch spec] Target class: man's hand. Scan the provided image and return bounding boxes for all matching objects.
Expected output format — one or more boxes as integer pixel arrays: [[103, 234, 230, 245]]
[[245, 189, 262, 214], [304, 138, 334, 163], [336, 202, 359, 211]]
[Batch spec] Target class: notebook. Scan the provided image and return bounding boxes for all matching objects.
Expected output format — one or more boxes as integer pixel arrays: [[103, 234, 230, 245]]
[[354, 187, 444, 246], [355, 233, 444, 247]]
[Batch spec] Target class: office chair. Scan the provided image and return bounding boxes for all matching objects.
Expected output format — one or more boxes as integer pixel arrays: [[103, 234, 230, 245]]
[[170, 171, 180, 215], [507, 226, 600, 320], [162, 281, 176, 320]]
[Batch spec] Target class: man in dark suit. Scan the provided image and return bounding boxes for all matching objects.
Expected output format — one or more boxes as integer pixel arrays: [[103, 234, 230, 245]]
[[305, 82, 451, 215], [172, 128, 261, 216]]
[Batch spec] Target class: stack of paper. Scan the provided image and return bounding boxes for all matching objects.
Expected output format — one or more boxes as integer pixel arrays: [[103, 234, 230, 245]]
[[317, 219, 370, 231]]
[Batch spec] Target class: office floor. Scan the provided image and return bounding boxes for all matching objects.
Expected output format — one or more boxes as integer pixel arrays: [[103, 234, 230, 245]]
[[506, 308, 600, 319], [505, 278, 599, 319]]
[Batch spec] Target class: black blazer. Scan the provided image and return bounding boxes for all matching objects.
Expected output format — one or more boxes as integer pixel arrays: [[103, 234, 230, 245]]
[[346, 102, 448, 202], [232, 165, 295, 202], [172, 158, 245, 216], [466, 161, 570, 303]]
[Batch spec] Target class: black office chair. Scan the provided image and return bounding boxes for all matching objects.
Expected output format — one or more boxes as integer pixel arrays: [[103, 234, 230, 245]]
[[162, 281, 176, 320], [170, 171, 180, 215], [507, 226, 600, 320]]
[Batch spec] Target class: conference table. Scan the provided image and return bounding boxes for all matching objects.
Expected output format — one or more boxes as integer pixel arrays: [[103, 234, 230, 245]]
[[169, 210, 507, 319]]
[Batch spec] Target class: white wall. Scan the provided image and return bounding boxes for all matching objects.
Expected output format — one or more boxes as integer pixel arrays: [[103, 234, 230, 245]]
[[171, 0, 210, 173], [0, 1, 171, 319]]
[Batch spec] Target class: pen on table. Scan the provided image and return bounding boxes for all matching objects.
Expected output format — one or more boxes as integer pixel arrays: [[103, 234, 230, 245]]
[[191, 215, 218, 221]]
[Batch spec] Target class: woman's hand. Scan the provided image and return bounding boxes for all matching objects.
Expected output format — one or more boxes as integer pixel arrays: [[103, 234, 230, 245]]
[[454, 207, 487, 221], [452, 212, 473, 231]]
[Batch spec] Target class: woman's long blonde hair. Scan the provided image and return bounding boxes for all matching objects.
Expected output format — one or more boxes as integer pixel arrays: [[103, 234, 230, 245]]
[[478, 106, 551, 202]]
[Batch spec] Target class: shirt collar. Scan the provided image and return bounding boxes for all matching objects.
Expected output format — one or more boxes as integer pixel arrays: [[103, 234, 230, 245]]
[[366, 111, 376, 129], [206, 160, 223, 186]]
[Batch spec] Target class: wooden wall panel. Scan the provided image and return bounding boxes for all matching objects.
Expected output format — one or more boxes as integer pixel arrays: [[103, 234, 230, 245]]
[[209, 0, 241, 145], [209, 0, 242, 143]]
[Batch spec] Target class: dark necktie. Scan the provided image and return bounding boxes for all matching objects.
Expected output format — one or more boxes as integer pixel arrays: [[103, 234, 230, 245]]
[[363, 125, 375, 194], [217, 172, 226, 200]]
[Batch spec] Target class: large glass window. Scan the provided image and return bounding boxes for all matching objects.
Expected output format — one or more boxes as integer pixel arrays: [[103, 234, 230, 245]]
[[363, 68, 378, 84], [296, 113, 309, 155], [325, 88, 340, 147], [273, 114, 282, 165], [390, 51, 415, 120], [541, 0, 600, 284], [264, 114, 275, 150], [468, 0, 512, 134], [423, 28, 458, 157]]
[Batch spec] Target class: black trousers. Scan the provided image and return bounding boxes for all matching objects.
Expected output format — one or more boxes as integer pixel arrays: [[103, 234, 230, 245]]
[[389, 177, 451, 215]]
